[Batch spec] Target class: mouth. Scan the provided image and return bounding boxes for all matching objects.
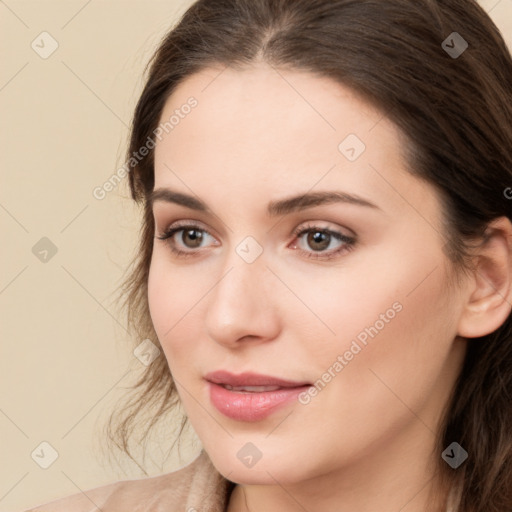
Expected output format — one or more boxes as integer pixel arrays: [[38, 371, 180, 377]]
[[204, 370, 311, 388], [219, 384, 283, 392], [205, 371, 312, 421]]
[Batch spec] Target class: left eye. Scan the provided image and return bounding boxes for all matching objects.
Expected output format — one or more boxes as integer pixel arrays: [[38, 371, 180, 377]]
[[297, 229, 340, 252], [291, 226, 355, 257]]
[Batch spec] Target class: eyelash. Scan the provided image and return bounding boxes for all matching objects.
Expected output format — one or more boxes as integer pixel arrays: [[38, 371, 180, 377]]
[[155, 221, 356, 261]]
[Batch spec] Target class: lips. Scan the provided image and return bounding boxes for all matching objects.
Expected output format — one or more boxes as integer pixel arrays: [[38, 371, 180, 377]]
[[222, 384, 281, 392], [204, 370, 311, 388], [205, 370, 312, 421]]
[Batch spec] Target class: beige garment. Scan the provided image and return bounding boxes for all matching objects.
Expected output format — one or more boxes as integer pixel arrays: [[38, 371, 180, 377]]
[[23, 450, 234, 512], [23, 450, 460, 512]]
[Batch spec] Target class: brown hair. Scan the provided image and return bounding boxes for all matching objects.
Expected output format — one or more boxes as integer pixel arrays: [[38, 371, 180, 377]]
[[106, 1, 512, 510]]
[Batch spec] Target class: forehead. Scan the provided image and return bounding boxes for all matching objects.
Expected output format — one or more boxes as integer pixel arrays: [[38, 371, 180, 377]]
[[151, 63, 437, 222], [155, 63, 391, 162]]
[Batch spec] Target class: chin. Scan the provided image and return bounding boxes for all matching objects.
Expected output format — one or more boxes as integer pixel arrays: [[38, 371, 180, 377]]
[[207, 444, 315, 486]]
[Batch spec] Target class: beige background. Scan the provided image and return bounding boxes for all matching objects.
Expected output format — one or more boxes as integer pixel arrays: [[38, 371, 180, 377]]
[[1, 1, 511, 510]]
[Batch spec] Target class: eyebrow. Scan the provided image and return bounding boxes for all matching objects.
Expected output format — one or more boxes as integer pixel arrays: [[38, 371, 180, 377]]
[[149, 188, 381, 216]]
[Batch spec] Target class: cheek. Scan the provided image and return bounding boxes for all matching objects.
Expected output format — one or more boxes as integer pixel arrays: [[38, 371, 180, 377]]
[[147, 253, 194, 347], [315, 260, 456, 419], [282, 246, 407, 363], [298, 242, 457, 401], [147, 251, 215, 367]]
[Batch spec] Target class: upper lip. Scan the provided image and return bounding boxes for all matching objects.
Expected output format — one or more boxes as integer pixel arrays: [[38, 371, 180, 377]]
[[205, 370, 311, 388]]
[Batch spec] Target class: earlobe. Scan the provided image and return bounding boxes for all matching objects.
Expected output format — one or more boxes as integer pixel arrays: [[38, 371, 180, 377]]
[[457, 216, 512, 339]]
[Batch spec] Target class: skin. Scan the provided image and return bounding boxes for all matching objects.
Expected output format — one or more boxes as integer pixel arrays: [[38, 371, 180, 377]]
[[147, 62, 512, 512]]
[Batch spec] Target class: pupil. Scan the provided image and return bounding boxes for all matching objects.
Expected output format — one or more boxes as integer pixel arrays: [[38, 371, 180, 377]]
[[308, 231, 329, 251], [183, 229, 203, 248]]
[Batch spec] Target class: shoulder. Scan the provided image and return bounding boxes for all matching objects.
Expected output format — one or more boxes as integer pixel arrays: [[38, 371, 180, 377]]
[[23, 450, 233, 512]]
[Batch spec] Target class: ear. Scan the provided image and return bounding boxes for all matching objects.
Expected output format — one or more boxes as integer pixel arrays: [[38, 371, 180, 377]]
[[457, 216, 512, 338]]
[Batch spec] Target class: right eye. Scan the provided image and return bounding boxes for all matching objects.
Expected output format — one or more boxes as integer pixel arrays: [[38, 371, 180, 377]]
[[156, 222, 219, 257]]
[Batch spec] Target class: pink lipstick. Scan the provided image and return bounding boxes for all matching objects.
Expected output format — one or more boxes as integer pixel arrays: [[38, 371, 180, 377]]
[[205, 371, 312, 421]]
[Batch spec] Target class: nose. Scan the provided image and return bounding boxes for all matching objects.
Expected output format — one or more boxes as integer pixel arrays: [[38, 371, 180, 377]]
[[204, 249, 281, 348]]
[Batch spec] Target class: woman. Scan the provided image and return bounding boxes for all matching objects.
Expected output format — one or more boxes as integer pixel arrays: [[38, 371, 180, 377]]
[[25, 0, 512, 511]]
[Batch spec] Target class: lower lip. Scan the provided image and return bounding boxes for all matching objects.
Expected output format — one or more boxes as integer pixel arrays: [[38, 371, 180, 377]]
[[208, 382, 311, 421]]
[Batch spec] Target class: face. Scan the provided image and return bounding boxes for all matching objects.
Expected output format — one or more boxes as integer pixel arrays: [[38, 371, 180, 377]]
[[148, 63, 468, 487]]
